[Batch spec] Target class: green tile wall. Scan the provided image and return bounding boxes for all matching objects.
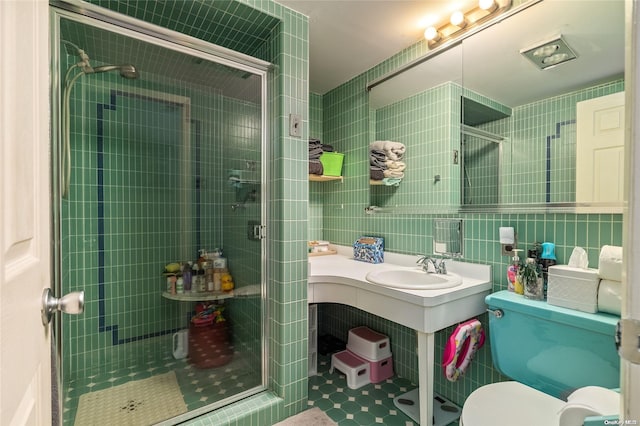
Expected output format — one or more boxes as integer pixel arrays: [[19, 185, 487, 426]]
[[309, 93, 324, 241], [60, 1, 310, 425], [313, 1, 624, 410], [88, 0, 280, 62], [373, 82, 461, 208]]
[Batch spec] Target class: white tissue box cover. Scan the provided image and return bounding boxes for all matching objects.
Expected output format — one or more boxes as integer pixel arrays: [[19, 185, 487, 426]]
[[547, 265, 600, 313]]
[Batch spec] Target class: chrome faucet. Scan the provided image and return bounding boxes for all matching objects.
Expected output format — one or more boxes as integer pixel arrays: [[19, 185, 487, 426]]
[[417, 255, 447, 274]]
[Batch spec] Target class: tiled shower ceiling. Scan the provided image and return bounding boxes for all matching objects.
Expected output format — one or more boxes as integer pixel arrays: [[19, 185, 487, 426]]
[[86, 0, 279, 58], [59, 2, 280, 103]]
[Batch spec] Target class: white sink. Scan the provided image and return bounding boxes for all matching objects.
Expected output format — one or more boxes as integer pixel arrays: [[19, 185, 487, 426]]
[[365, 268, 463, 290]]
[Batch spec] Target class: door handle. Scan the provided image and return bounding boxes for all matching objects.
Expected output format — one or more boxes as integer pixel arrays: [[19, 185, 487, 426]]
[[41, 288, 84, 325]]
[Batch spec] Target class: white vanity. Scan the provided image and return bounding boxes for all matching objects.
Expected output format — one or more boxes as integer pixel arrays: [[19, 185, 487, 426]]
[[308, 245, 492, 425]]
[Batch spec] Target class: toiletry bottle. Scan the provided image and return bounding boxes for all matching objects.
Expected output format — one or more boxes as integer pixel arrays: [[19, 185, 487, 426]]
[[182, 262, 193, 292], [523, 258, 543, 300], [203, 261, 214, 291], [212, 248, 227, 269], [176, 277, 184, 294], [197, 249, 207, 267], [512, 249, 525, 295], [191, 263, 202, 292], [213, 268, 226, 292], [507, 249, 522, 292], [167, 276, 177, 295], [200, 266, 207, 292], [540, 242, 557, 299]]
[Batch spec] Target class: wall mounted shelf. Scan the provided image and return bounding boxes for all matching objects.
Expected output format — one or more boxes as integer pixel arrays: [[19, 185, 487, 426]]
[[370, 180, 401, 186], [309, 174, 343, 182], [162, 291, 234, 302]]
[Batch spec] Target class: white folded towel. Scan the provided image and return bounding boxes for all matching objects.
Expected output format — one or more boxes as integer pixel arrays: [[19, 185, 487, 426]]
[[383, 170, 404, 178], [598, 245, 623, 281], [385, 160, 406, 171]]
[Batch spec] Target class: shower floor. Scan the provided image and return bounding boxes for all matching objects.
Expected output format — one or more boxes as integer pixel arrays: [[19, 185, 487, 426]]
[[63, 341, 260, 425]]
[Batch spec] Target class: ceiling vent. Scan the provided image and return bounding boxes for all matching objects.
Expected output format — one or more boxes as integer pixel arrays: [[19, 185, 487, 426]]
[[520, 35, 577, 70]]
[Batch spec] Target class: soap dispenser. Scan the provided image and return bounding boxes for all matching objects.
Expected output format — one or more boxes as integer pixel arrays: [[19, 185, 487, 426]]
[[507, 249, 523, 293]]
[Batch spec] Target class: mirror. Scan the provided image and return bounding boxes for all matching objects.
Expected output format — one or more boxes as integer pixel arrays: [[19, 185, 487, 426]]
[[368, 0, 625, 213], [369, 44, 463, 212], [461, 0, 624, 211], [433, 219, 463, 257]]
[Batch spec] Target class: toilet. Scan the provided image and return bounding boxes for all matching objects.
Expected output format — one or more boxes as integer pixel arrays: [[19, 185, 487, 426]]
[[460, 290, 620, 426]]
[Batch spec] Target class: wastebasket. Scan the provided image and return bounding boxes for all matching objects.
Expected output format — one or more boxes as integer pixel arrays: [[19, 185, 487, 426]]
[[188, 313, 232, 369]]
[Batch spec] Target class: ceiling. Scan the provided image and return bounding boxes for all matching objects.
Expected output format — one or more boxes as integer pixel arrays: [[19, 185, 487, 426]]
[[275, 0, 625, 99], [274, 0, 452, 94]]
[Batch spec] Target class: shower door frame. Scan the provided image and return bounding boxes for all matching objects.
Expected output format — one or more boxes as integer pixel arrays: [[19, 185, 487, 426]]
[[50, 3, 272, 422]]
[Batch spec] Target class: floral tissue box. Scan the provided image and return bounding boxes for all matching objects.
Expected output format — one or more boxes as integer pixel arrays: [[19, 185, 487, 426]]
[[353, 236, 384, 264]]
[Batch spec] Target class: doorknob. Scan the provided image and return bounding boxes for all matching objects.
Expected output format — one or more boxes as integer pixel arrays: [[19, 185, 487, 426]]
[[41, 288, 84, 325]]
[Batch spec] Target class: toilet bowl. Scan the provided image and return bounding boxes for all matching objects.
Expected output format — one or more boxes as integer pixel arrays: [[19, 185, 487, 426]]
[[460, 291, 620, 426], [460, 382, 565, 426]]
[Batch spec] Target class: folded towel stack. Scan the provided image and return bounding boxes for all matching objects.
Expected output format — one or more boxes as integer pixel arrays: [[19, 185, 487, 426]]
[[369, 141, 406, 185], [309, 138, 334, 175]]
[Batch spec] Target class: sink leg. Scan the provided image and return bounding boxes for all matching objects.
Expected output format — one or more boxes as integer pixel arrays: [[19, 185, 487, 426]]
[[417, 331, 434, 425]]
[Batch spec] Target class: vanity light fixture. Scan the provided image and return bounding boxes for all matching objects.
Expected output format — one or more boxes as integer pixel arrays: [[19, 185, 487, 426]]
[[424, 26, 442, 42], [479, 0, 498, 13], [520, 35, 577, 70], [450, 11, 467, 28], [424, 0, 511, 48]]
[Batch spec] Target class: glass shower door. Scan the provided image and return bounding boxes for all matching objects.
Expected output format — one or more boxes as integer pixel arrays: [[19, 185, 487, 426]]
[[52, 8, 268, 425]]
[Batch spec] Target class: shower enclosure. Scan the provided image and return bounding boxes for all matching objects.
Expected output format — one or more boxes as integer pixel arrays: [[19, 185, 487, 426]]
[[51, 5, 269, 424]]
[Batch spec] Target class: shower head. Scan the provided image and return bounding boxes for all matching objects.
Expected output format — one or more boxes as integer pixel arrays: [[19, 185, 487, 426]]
[[91, 64, 139, 79]]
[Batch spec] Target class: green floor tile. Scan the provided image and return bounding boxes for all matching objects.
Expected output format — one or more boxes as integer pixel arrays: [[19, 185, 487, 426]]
[[308, 355, 418, 426]]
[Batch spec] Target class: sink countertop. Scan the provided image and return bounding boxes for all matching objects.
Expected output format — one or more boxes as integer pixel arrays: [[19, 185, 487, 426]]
[[308, 245, 492, 308]]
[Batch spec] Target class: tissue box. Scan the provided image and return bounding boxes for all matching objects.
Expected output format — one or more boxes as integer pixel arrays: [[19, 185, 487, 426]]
[[353, 236, 384, 264], [547, 265, 600, 313]]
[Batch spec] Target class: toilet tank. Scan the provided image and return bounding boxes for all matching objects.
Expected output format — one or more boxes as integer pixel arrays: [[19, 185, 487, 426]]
[[486, 290, 619, 399]]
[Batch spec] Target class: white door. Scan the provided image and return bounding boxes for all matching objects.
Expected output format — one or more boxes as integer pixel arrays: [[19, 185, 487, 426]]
[[576, 91, 625, 203], [623, 0, 640, 420], [0, 0, 52, 425]]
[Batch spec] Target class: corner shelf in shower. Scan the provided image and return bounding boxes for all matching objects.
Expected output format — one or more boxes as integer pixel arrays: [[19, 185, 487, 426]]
[[309, 174, 343, 182], [228, 177, 260, 186], [162, 291, 234, 302]]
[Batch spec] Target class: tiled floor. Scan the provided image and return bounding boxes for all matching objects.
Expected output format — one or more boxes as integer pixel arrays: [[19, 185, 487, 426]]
[[308, 355, 460, 426], [63, 344, 260, 425], [64, 350, 458, 425]]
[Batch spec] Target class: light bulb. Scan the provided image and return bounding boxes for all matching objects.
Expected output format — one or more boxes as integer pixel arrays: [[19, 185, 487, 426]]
[[450, 11, 466, 28], [479, 0, 497, 11], [542, 53, 569, 65], [533, 44, 559, 57], [424, 26, 440, 41]]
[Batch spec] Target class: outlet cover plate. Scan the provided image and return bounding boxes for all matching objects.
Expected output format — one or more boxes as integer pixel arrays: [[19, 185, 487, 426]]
[[289, 114, 301, 137]]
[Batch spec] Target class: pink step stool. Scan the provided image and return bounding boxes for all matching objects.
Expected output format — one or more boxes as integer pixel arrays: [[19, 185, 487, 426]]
[[330, 350, 370, 389], [369, 356, 394, 383]]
